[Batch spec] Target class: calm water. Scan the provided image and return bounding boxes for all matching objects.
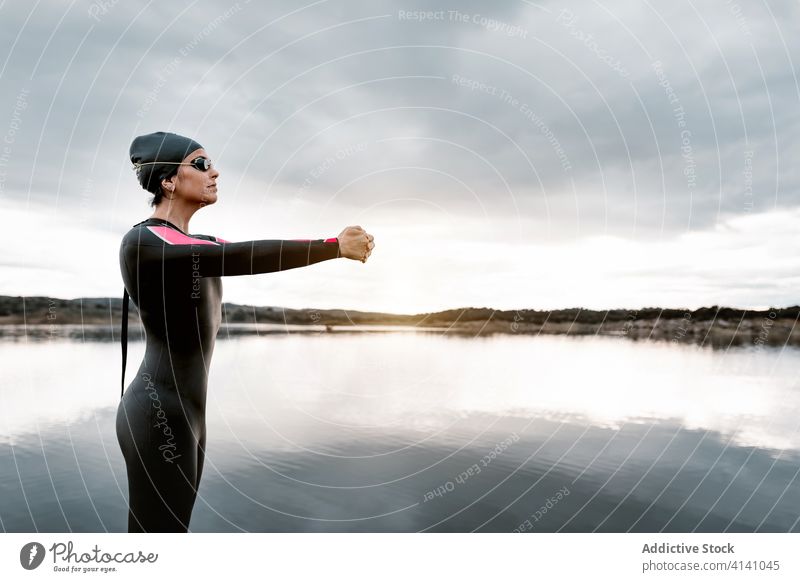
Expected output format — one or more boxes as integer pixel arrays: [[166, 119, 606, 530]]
[[2, 329, 800, 532]]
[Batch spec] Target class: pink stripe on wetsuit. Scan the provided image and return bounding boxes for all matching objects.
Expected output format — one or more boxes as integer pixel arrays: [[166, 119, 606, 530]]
[[146, 225, 220, 245]]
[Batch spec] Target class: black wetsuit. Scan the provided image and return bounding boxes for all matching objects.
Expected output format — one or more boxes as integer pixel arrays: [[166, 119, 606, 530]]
[[115, 218, 340, 532]]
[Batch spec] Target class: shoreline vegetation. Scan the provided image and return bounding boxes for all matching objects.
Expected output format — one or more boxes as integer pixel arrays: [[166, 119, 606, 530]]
[[1, 295, 798, 348]]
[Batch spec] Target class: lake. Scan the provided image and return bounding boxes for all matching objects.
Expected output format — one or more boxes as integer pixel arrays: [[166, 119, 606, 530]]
[[1, 328, 799, 532]]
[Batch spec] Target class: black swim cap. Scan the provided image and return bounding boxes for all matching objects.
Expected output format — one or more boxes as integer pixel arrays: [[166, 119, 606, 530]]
[[129, 131, 204, 194]]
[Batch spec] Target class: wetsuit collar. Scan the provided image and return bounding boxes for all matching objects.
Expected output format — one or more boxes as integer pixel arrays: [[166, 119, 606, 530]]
[[136, 217, 188, 235]]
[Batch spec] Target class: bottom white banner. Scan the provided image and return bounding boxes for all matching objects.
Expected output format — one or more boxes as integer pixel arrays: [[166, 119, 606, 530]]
[[1, 533, 796, 581]]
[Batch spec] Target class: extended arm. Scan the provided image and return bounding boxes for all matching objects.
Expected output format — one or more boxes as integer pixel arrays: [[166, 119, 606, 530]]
[[123, 227, 341, 277]]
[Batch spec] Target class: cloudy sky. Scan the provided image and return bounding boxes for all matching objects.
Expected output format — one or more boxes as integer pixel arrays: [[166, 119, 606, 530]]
[[1, 0, 798, 314]]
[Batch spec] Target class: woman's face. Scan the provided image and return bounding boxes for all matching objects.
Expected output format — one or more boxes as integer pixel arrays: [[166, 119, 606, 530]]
[[162, 147, 219, 207]]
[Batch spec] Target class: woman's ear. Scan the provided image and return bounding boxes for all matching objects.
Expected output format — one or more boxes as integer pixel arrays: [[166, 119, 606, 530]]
[[161, 174, 176, 194]]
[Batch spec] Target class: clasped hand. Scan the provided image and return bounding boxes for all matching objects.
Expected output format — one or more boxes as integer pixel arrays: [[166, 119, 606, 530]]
[[337, 225, 375, 263]]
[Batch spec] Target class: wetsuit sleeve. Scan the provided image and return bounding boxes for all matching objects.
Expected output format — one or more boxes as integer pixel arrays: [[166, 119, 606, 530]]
[[123, 226, 341, 277]]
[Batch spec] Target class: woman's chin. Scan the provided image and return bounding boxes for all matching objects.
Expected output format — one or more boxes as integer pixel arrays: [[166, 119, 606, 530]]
[[199, 192, 218, 206]]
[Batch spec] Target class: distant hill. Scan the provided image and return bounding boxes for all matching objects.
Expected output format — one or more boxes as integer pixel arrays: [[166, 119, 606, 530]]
[[1, 295, 798, 347]]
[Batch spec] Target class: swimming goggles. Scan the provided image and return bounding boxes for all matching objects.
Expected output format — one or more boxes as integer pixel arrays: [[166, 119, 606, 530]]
[[132, 156, 213, 172]]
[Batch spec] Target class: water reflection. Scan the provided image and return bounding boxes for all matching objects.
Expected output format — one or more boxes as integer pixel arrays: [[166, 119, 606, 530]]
[[1, 331, 799, 531]]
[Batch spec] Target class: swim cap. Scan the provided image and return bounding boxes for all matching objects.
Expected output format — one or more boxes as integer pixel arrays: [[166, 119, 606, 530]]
[[129, 131, 204, 194]]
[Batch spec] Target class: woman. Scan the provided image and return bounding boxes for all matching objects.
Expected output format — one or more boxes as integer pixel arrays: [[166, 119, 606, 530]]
[[116, 131, 374, 532]]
